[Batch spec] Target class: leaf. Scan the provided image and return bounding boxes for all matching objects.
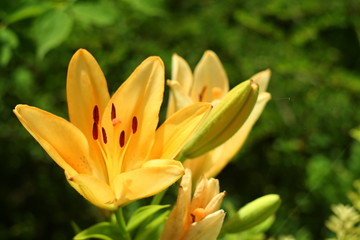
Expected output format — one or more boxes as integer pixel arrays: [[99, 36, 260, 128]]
[[122, 0, 165, 16], [6, 4, 50, 24], [0, 28, 19, 66], [126, 204, 169, 232], [134, 210, 170, 240], [32, 9, 73, 59], [73, 222, 122, 240], [71, 1, 117, 27]]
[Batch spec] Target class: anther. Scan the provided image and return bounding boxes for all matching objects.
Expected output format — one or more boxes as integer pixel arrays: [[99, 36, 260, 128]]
[[111, 103, 116, 120], [132, 116, 138, 134], [92, 122, 98, 140], [120, 131, 125, 148], [93, 105, 99, 124], [102, 127, 107, 144], [199, 86, 207, 102]]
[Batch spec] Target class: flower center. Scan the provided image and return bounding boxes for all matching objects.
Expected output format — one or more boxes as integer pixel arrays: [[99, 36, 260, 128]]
[[91, 104, 138, 149]]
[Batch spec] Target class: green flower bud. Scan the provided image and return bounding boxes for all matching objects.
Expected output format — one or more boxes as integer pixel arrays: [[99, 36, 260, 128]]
[[181, 80, 259, 159], [222, 194, 281, 233]]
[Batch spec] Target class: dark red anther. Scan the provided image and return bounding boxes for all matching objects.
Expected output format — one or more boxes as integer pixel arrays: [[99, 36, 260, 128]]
[[199, 86, 207, 102], [132, 116, 138, 134], [119, 131, 125, 148], [190, 213, 196, 223], [102, 127, 107, 144], [93, 105, 99, 124], [92, 122, 98, 140], [111, 103, 116, 120]]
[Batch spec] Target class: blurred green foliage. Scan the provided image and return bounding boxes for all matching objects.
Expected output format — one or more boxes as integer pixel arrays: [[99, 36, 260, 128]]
[[1, 0, 360, 239]]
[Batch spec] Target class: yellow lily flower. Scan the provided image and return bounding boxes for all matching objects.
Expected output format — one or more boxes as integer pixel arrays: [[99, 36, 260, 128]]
[[167, 51, 271, 182], [160, 169, 225, 240], [14, 49, 211, 210]]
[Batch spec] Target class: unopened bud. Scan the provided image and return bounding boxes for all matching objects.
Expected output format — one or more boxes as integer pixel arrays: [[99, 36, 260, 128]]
[[222, 194, 281, 233], [181, 80, 258, 159]]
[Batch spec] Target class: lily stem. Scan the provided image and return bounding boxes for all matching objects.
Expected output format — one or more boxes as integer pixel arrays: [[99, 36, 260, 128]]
[[115, 208, 131, 240]]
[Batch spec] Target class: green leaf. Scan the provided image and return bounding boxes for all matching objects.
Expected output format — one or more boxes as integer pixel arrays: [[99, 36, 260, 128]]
[[73, 222, 122, 240], [71, 1, 117, 27], [134, 210, 170, 240], [6, 4, 50, 24], [126, 204, 169, 232], [122, 0, 165, 16], [0, 46, 12, 66], [0, 28, 19, 66], [32, 9, 73, 59]]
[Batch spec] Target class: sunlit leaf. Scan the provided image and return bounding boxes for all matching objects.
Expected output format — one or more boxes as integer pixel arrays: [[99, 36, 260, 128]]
[[32, 9, 73, 59], [134, 210, 170, 240], [126, 204, 169, 232], [122, 0, 165, 16], [0, 28, 18, 66], [71, 1, 117, 26], [6, 4, 50, 24], [73, 222, 122, 240]]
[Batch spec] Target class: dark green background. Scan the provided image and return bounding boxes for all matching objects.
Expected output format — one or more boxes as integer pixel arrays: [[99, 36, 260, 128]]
[[1, 0, 360, 239]]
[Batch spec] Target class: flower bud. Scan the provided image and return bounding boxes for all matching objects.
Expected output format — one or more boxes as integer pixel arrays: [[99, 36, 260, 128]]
[[222, 194, 281, 233], [181, 80, 258, 159]]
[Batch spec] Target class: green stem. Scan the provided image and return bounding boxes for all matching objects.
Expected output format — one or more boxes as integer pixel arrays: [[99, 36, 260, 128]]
[[115, 208, 131, 240]]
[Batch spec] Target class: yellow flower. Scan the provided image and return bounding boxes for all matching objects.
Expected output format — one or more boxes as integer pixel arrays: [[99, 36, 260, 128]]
[[14, 49, 211, 210], [160, 169, 225, 240], [167, 51, 271, 182]]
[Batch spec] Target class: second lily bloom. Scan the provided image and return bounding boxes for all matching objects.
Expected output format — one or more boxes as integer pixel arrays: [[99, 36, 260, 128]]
[[167, 51, 271, 182]]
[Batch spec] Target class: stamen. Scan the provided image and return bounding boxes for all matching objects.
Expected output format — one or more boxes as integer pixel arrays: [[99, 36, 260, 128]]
[[102, 127, 107, 144], [120, 131, 125, 148], [199, 86, 207, 102], [132, 116, 138, 134], [93, 105, 99, 124], [92, 122, 98, 140], [190, 213, 196, 223], [111, 103, 116, 120]]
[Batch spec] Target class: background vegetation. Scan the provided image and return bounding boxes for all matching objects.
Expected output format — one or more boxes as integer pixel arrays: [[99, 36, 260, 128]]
[[1, 0, 360, 239]]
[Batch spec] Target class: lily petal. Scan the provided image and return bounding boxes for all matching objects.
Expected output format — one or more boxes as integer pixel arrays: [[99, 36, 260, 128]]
[[204, 192, 226, 215], [183, 153, 217, 183], [67, 49, 110, 139], [191, 177, 219, 211], [149, 102, 211, 159], [184, 210, 225, 240], [191, 50, 229, 102], [14, 105, 92, 176], [172, 54, 194, 95], [167, 54, 194, 117], [206, 92, 271, 178], [160, 169, 192, 240], [101, 57, 165, 172], [251, 69, 271, 93], [113, 159, 184, 205], [167, 80, 194, 111], [67, 173, 117, 210], [66, 49, 109, 180]]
